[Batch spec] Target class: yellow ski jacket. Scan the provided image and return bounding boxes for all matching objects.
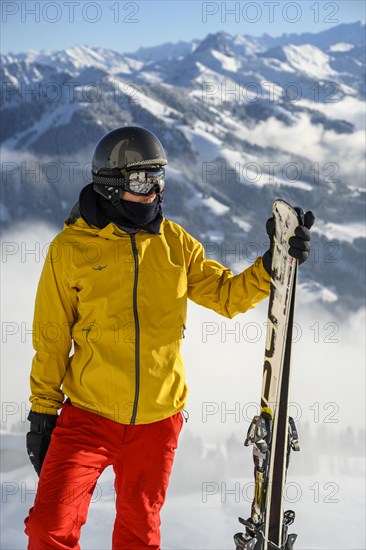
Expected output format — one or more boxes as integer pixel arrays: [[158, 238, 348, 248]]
[[30, 216, 271, 424]]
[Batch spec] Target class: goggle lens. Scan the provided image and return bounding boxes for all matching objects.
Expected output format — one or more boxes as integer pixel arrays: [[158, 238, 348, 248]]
[[126, 169, 165, 195]]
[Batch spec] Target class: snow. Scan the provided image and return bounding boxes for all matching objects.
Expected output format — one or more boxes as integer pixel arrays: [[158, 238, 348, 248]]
[[203, 196, 230, 216], [1, 463, 365, 549], [1, 431, 25, 451], [2, 102, 81, 150], [180, 123, 223, 162], [132, 88, 181, 121], [17, 45, 142, 75], [231, 216, 251, 232], [312, 219, 366, 243], [232, 34, 265, 57], [65, 45, 111, 68], [194, 62, 234, 91], [201, 230, 225, 243], [283, 44, 336, 79], [186, 193, 229, 217], [261, 56, 296, 74], [165, 473, 365, 550], [329, 43, 355, 53], [211, 50, 241, 72]]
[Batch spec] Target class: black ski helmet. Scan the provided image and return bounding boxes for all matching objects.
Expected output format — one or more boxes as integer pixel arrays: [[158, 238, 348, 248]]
[[92, 126, 167, 199]]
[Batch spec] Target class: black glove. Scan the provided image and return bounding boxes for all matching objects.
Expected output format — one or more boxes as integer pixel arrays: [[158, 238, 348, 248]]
[[262, 209, 315, 275], [26, 411, 58, 476], [289, 210, 315, 262], [262, 217, 276, 274]]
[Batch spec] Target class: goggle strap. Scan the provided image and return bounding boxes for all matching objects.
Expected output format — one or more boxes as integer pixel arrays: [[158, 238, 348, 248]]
[[92, 173, 127, 187], [93, 170, 164, 187]]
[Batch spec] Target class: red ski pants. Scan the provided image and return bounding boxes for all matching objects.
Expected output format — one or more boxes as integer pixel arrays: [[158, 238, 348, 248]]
[[24, 402, 183, 550]]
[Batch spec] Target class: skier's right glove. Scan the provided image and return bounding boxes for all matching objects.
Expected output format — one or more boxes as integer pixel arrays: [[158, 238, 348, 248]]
[[26, 411, 58, 477], [262, 217, 276, 275]]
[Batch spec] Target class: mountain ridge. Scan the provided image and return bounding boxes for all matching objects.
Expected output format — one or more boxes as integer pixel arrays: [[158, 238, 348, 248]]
[[1, 22, 365, 313]]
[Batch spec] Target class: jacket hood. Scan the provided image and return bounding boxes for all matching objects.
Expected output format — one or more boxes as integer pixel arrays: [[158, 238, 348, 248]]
[[79, 183, 106, 228]]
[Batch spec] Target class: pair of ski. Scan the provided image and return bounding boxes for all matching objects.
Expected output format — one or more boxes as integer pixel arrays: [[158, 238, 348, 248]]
[[234, 200, 303, 550]]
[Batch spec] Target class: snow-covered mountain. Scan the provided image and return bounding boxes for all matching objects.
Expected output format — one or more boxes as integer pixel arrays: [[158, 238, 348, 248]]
[[1, 22, 365, 312]]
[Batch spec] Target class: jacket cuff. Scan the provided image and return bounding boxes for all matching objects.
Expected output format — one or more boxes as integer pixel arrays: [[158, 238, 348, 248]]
[[30, 403, 60, 416], [257, 256, 271, 285]]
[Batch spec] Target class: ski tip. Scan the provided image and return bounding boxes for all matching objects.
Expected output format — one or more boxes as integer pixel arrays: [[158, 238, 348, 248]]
[[272, 199, 303, 226]]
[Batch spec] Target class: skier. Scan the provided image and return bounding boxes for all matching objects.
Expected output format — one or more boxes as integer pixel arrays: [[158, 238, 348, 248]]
[[24, 126, 313, 550]]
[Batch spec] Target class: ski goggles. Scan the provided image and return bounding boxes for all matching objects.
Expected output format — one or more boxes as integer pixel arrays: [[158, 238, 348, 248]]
[[124, 168, 165, 196]]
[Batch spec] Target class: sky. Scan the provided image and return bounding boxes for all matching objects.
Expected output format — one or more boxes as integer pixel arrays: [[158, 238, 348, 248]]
[[1, 0, 365, 55]]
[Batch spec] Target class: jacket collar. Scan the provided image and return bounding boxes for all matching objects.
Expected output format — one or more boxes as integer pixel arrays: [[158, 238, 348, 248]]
[[65, 183, 163, 236]]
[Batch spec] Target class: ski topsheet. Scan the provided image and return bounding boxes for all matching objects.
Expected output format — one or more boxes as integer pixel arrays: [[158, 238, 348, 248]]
[[234, 200, 303, 550]]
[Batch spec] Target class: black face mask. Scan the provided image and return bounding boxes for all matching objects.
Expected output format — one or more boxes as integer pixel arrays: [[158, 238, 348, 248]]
[[118, 196, 161, 227], [78, 184, 163, 234], [102, 194, 163, 233]]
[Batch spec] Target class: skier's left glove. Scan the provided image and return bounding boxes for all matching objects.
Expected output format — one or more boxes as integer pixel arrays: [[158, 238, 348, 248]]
[[26, 411, 58, 477], [262, 210, 315, 275]]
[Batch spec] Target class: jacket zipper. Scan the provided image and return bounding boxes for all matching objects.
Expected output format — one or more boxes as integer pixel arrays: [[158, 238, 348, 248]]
[[130, 233, 140, 425]]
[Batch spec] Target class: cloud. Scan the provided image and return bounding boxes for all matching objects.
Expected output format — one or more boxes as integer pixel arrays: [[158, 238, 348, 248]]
[[235, 112, 365, 189]]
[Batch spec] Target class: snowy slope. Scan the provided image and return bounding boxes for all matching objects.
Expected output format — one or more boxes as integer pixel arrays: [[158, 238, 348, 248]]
[[1, 220, 365, 549], [9, 45, 142, 74], [1, 447, 365, 549]]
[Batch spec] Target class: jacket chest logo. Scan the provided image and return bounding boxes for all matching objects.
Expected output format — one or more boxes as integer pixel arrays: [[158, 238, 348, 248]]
[[92, 265, 108, 271]]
